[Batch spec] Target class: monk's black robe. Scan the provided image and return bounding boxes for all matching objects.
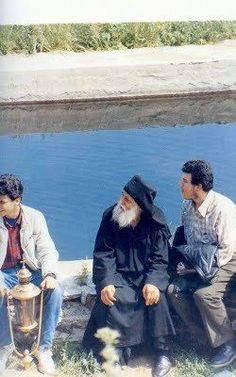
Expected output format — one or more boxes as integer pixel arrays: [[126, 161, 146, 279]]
[[82, 205, 175, 354]]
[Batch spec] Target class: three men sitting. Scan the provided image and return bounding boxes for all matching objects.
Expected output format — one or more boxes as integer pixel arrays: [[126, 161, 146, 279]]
[[2, 161, 236, 376]]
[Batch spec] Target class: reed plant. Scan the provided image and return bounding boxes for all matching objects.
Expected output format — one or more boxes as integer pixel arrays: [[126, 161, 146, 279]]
[[0, 21, 235, 55]]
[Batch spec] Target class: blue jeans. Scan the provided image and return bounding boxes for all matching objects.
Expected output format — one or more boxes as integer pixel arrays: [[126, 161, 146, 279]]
[[0, 266, 63, 348]]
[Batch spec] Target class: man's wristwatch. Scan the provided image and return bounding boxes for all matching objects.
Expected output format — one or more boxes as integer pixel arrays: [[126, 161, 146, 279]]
[[44, 273, 57, 279]]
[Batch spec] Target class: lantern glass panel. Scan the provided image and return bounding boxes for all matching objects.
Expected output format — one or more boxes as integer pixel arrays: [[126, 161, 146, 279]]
[[13, 298, 36, 328]]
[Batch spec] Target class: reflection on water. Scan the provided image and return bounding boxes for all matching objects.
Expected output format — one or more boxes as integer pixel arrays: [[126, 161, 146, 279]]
[[0, 123, 236, 260]]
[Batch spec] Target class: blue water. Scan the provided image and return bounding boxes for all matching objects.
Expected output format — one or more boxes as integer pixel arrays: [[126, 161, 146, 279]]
[[0, 123, 236, 260]]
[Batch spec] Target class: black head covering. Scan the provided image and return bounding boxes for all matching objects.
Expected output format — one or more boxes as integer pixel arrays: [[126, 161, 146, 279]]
[[123, 175, 167, 225]]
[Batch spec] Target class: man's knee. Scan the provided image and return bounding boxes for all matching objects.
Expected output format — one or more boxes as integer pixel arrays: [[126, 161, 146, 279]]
[[52, 284, 64, 303], [193, 286, 214, 304], [44, 284, 64, 305]]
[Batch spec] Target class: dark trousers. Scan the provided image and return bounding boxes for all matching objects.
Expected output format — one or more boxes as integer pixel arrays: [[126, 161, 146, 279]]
[[168, 256, 236, 348]]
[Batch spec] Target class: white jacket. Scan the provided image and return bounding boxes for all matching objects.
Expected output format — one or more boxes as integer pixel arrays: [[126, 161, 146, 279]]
[[0, 204, 59, 277]]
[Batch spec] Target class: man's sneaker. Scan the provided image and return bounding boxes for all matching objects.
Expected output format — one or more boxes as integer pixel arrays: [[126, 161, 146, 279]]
[[0, 344, 13, 373], [35, 347, 56, 375]]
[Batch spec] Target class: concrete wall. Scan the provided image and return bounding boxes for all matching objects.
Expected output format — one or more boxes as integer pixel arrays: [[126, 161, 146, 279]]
[[1, 0, 236, 25]]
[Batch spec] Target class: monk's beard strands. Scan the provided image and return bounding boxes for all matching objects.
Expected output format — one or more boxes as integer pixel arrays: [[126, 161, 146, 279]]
[[112, 204, 137, 228]]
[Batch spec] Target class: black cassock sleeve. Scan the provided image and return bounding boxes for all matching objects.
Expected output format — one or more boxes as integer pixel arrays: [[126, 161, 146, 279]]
[[144, 226, 171, 292], [92, 210, 117, 293]]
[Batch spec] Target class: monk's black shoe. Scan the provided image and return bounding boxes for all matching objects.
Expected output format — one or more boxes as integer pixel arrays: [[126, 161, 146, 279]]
[[210, 338, 236, 368], [152, 355, 173, 377]]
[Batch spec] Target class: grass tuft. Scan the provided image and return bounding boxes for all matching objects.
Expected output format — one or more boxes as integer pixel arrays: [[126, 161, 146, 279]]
[[53, 342, 102, 377]]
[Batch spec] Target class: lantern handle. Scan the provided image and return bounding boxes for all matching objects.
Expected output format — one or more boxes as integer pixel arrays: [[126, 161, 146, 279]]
[[6, 291, 23, 358], [31, 289, 44, 356]]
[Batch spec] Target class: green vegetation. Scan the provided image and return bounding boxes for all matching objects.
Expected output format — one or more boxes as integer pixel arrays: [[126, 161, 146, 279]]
[[0, 21, 235, 55], [53, 337, 236, 377], [53, 342, 102, 377]]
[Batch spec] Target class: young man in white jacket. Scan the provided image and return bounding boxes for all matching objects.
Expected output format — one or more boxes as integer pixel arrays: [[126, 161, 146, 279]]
[[0, 174, 63, 375]]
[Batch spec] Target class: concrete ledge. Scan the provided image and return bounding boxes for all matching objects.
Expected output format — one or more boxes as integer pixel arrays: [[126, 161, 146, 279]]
[[58, 259, 95, 300], [56, 260, 96, 343]]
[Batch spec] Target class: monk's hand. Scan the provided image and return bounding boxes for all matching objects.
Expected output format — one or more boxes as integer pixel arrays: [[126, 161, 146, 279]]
[[101, 285, 116, 306], [143, 284, 160, 306], [40, 276, 58, 290]]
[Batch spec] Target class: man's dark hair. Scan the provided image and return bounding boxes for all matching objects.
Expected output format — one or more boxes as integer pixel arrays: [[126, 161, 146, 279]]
[[0, 174, 23, 200], [182, 160, 214, 192]]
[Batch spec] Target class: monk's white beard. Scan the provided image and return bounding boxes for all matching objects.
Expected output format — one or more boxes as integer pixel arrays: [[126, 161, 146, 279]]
[[112, 203, 138, 228]]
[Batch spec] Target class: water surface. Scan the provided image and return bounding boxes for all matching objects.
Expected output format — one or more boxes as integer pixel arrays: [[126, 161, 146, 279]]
[[0, 122, 235, 260]]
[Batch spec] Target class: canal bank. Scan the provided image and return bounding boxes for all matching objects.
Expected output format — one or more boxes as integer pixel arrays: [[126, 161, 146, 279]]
[[0, 40, 236, 135], [0, 40, 236, 105]]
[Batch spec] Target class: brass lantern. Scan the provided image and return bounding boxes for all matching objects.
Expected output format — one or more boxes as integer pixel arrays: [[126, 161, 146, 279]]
[[6, 261, 44, 369]]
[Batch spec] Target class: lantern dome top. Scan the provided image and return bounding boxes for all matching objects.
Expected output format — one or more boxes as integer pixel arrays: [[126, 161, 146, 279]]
[[10, 260, 41, 300]]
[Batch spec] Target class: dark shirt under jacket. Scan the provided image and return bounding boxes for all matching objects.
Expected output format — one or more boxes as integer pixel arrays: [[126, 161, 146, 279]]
[[83, 205, 175, 352], [1, 212, 23, 270]]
